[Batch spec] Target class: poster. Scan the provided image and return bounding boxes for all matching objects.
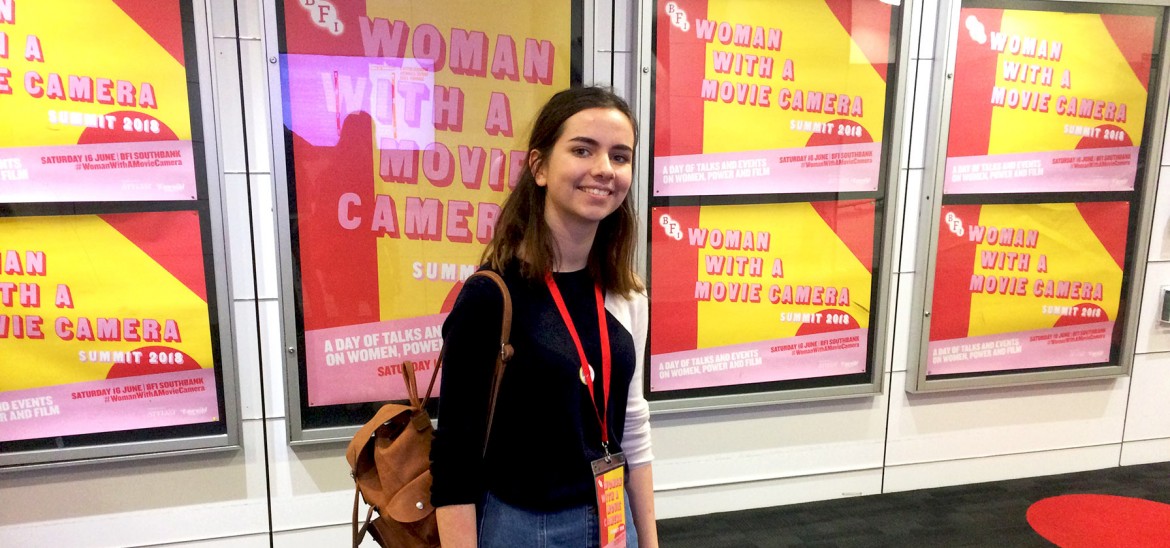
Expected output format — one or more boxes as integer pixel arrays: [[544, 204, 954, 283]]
[[653, 0, 893, 196], [0, 0, 199, 203], [649, 201, 873, 392], [945, 8, 1155, 194], [0, 212, 219, 442], [928, 202, 1127, 375], [281, 0, 575, 406]]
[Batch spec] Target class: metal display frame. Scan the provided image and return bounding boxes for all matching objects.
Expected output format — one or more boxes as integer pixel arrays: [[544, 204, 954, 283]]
[[635, 0, 914, 413], [0, 0, 242, 469], [907, 0, 1170, 393]]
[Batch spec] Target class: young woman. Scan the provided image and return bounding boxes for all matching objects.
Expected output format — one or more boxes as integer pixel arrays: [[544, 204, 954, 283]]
[[429, 86, 658, 548]]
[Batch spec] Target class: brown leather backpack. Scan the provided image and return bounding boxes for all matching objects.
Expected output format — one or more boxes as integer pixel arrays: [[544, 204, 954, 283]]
[[346, 271, 512, 547]]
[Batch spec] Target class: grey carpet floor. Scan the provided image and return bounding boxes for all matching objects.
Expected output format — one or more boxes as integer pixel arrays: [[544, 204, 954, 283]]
[[657, 461, 1170, 547]]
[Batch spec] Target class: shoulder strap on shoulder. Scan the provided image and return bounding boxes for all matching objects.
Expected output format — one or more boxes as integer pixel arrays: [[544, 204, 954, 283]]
[[469, 271, 513, 457], [421, 270, 513, 457], [421, 271, 512, 402]]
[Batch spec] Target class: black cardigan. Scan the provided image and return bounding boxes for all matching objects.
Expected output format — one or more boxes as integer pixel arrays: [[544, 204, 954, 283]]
[[429, 263, 636, 510]]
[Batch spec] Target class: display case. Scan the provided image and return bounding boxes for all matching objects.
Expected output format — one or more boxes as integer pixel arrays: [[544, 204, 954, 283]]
[[907, 0, 1170, 392], [0, 0, 241, 468], [640, 0, 911, 411], [270, 0, 587, 442]]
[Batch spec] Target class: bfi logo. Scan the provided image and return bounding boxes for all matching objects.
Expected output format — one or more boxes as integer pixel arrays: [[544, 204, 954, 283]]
[[301, 0, 343, 35], [664, 2, 689, 32]]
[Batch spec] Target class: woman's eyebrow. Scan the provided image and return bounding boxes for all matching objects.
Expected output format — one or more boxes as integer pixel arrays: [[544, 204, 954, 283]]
[[567, 136, 634, 152]]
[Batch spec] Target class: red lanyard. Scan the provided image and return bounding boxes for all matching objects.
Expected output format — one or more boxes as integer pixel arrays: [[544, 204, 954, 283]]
[[545, 273, 612, 452]]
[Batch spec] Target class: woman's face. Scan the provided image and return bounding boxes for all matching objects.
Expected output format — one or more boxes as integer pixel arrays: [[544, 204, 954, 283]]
[[533, 107, 635, 237]]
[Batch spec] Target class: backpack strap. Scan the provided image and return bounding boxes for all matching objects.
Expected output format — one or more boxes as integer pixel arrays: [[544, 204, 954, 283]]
[[472, 271, 513, 458], [401, 357, 422, 410], [420, 270, 513, 458]]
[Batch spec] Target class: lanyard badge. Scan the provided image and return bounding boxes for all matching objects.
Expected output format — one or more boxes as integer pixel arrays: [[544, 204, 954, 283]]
[[546, 274, 627, 547], [592, 451, 627, 547]]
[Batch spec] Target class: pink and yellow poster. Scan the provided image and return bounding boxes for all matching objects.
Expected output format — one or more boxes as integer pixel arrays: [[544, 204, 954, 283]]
[[282, 0, 573, 406], [650, 201, 873, 391], [0, 0, 198, 203], [945, 8, 1155, 194], [0, 212, 219, 442], [653, 0, 893, 196], [928, 202, 1127, 375]]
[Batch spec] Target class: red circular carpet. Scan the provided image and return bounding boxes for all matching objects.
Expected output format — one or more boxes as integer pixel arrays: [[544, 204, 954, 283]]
[[1027, 494, 1170, 547]]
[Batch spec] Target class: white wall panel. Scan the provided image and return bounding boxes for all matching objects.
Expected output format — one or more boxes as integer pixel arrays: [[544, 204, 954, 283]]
[[593, 0, 615, 85], [614, 51, 637, 103], [234, 298, 288, 421], [883, 444, 1121, 493], [1134, 260, 1170, 354], [1163, 105, 1170, 166], [0, 420, 268, 547], [907, 0, 923, 61], [890, 273, 915, 374], [880, 279, 900, 376], [234, 301, 264, 420], [214, 37, 250, 175], [885, 371, 1128, 465], [899, 60, 919, 165], [213, 38, 272, 175], [266, 418, 356, 532], [614, 0, 636, 53], [211, 0, 264, 39], [1123, 352, 1170, 442], [899, 169, 924, 274], [254, 173, 281, 301], [274, 524, 381, 547], [656, 469, 883, 519], [224, 173, 280, 302], [907, 59, 933, 170], [916, 0, 939, 61], [1148, 166, 1170, 261], [651, 389, 888, 491], [259, 299, 289, 419], [170, 533, 271, 548], [1121, 438, 1170, 466]]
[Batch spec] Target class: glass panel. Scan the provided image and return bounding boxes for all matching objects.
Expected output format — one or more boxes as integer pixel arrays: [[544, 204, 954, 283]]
[[648, 0, 901, 405], [0, 0, 232, 466], [276, 0, 584, 432], [923, 1, 1162, 382]]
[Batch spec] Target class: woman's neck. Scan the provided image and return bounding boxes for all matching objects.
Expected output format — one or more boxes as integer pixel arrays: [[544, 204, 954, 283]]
[[547, 218, 596, 272]]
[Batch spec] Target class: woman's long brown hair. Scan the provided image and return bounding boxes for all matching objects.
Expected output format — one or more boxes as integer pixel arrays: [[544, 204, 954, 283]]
[[481, 86, 643, 296]]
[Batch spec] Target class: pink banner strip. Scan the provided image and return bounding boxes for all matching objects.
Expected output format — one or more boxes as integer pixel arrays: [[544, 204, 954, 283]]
[[0, 141, 197, 203], [304, 314, 448, 406], [944, 148, 1137, 194], [0, 369, 219, 442], [927, 321, 1115, 376], [653, 143, 881, 197], [650, 328, 868, 392]]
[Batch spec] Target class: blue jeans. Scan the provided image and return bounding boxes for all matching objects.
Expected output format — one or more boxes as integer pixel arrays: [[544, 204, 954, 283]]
[[478, 490, 639, 548]]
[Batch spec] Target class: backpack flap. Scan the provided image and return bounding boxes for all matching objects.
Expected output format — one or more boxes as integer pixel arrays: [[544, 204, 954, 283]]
[[347, 402, 413, 510], [385, 469, 434, 523]]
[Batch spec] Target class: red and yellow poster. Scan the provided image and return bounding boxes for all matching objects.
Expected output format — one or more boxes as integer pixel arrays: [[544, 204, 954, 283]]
[[0, 0, 199, 203], [653, 0, 893, 196], [928, 202, 1127, 375], [282, 0, 573, 406], [945, 7, 1155, 194], [0, 212, 219, 442], [650, 201, 873, 391]]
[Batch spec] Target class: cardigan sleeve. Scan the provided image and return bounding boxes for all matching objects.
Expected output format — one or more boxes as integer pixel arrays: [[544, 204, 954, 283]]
[[428, 272, 506, 507], [612, 290, 654, 467]]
